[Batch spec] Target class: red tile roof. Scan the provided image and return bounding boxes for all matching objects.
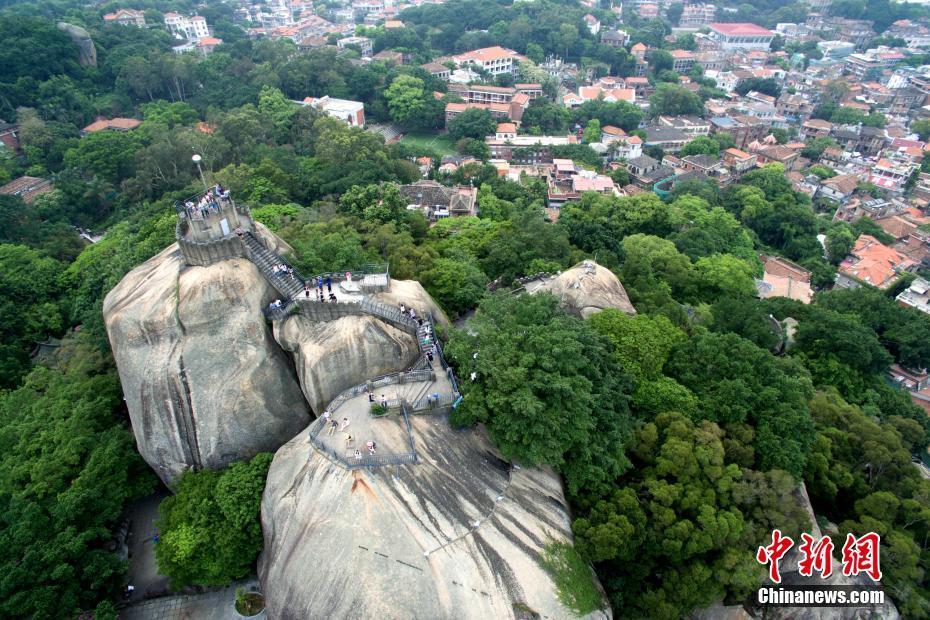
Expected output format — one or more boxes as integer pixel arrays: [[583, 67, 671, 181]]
[[709, 22, 774, 36]]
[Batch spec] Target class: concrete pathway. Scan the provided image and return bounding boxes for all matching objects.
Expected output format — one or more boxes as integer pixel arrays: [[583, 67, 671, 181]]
[[121, 579, 260, 620], [125, 489, 171, 602]]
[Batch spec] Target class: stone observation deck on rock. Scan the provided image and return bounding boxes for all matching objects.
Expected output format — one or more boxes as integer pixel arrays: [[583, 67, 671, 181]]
[[104, 189, 613, 619]]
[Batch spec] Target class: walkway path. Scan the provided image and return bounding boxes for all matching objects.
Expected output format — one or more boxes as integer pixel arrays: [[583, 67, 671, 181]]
[[121, 579, 259, 620], [237, 216, 462, 471]]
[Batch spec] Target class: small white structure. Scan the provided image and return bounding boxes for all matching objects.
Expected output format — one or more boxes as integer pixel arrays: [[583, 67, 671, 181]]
[[298, 96, 366, 127]]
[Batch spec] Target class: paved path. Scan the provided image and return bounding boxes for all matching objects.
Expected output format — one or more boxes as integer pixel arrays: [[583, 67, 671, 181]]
[[121, 580, 260, 620], [125, 489, 171, 602]]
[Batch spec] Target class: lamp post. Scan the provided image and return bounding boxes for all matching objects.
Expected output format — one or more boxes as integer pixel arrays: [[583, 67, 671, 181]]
[[192, 153, 207, 190]]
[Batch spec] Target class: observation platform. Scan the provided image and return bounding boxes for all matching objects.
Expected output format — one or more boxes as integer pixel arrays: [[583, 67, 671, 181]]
[[175, 190, 255, 267]]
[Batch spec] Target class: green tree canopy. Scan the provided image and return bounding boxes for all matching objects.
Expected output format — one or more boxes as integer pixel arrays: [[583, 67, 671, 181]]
[[446, 293, 634, 496], [156, 453, 273, 587]]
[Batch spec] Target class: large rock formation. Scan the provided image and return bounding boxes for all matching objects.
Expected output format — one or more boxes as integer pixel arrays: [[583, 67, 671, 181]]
[[103, 231, 310, 484], [523, 261, 636, 318], [272, 280, 449, 413], [259, 416, 610, 619], [57, 22, 97, 67]]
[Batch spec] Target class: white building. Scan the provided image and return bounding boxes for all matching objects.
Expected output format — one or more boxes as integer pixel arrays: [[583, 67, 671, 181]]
[[337, 36, 373, 57], [451, 46, 525, 77], [164, 13, 210, 40], [298, 96, 366, 127], [103, 9, 146, 27], [707, 22, 775, 51]]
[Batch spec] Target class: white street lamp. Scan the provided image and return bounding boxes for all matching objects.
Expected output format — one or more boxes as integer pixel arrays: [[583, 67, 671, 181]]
[[192, 153, 207, 190]]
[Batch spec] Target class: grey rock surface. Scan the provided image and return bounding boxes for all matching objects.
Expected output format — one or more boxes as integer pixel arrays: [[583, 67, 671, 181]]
[[259, 415, 611, 620], [272, 279, 449, 414], [524, 261, 636, 318], [103, 237, 310, 485], [57, 22, 97, 67]]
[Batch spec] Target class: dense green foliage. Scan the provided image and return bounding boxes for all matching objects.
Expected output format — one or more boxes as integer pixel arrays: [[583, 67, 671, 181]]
[[156, 454, 273, 587], [447, 293, 633, 496], [0, 339, 154, 618]]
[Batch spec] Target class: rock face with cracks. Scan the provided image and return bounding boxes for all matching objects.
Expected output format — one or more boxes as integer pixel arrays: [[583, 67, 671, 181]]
[[103, 227, 310, 485], [524, 261, 636, 318], [259, 415, 611, 620], [271, 279, 449, 414]]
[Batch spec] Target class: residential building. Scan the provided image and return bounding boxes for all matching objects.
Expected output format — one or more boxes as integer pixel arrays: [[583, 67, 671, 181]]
[[103, 9, 146, 27], [722, 147, 756, 173], [299, 96, 365, 126], [600, 128, 643, 160], [420, 62, 451, 81], [338, 36, 373, 56], [0, 176, 53, 204], [836, 234, 916, 289], [81, 117, 141, 134], [398, 180, 477, 220], [485, 135, 575, 162], [801, 118, 833, 138], [707, 23, 775, 51], [670, 50, 696, 73], [656, 115, 710, 136], [372, 50, 405, 65], [845, 49, 906, 79], [710, 115, 767, 148], [868, 157, 918, 194], [758, 255, 814, 303], [446, 102, 511, 125], [164, 13, 210, 40], [563, 85, 635, 107], [886, 19, 930, 48], [887, 363, 930, 414], [896, 277, 930, 315], [643, 127, 692, 152], [0, 121, 19, 152], [818, 174, 859, 203], [680, 154, 724, 177], [600, 29, 629, 48], [680, 3, 716, 28], [626, 155, 675, 188], [495, 122, 517, 141], [583, 14, 601, 36], [753, 144, 800, 170], [451, 46, 524, 77], [776, 93, 813, 120], [515, 84, 544, 98]]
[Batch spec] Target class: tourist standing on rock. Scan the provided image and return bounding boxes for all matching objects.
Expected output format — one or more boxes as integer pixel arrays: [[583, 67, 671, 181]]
[[317, 275, 323, 290], [345, 434, 353, 446], [354, 449, 362, 460], [366, 441, 376, 455], [380, 395, 387, 408], [368, 392, 375, 402], [400, 303, 407, 314], [328, 419, 338, 436], [322, 410, 331, 423], [340, 417, 350, 431], [409, 308, 416, 319], [325, 277, 332, 292]]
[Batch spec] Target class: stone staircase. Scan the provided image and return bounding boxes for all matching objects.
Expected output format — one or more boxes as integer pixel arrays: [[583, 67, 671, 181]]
[[243, 233, 304, 299]]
